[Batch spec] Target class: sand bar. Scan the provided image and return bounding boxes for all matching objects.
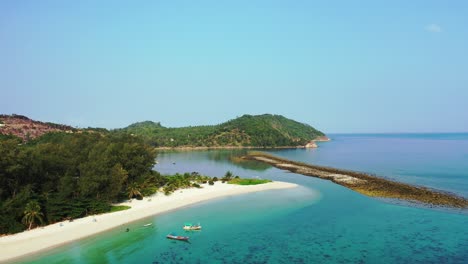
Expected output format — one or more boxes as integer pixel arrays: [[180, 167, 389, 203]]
[[0, 181, 297, 263]]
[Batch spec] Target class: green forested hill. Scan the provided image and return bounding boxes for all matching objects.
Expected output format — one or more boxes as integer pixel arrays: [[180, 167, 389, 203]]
[[118, 114, 325, 147]]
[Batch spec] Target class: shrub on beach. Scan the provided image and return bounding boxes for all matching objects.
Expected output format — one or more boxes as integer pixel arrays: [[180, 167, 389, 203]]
[[110, 205, 131, 212]]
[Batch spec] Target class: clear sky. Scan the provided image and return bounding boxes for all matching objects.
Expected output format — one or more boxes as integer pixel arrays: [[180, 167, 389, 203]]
[[1, 1, 467, 133]]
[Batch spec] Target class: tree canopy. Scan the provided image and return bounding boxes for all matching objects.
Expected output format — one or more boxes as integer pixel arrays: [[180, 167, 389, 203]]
[[0, 132, 157, 234]]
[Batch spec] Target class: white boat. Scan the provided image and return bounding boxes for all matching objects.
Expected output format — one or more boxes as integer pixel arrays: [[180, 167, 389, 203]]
[[143, 223, 152, 227], [183, 222, 202, 230]]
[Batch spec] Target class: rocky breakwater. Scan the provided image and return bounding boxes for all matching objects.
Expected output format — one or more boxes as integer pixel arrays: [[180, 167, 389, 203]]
[[244, 152, 468, 209]]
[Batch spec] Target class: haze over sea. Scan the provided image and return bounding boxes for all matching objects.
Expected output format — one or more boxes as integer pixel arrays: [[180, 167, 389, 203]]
[[23, 133, 468, 264]]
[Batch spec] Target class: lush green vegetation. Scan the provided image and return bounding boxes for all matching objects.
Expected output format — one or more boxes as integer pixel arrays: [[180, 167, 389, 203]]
[[161, 172, 211, 195], [0, 132, 160, 234], [116, 114, 325, 148], [228, 178, 272, 185], [116, 121, 217, 147]]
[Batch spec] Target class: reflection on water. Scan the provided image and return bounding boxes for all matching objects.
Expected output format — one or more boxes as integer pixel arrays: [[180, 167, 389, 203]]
[[207, 150, 272, 171], [155, 149, 272, 176]]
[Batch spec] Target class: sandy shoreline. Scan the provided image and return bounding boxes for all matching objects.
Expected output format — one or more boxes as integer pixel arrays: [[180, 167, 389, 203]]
[[0, 181, 297, 263]]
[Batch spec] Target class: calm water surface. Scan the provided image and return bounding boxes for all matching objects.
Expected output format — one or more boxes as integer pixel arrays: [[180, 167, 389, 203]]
[[22, 134, 468, 264]]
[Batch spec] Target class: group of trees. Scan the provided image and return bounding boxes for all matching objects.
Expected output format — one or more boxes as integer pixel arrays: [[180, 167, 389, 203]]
[[115, 121, 218, 147], [162, 172, 207, 195], [0, 132, 159, 234], [161, 171, 240, 195]]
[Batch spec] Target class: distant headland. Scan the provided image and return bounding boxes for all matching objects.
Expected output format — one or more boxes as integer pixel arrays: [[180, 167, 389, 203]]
[[117, 114, 328, 149]]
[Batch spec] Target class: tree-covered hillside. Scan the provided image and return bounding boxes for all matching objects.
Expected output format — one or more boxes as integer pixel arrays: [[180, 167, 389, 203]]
[[0, 132, 159, 234], [117, 114, 325, 147], [119, 121, 218, 147]]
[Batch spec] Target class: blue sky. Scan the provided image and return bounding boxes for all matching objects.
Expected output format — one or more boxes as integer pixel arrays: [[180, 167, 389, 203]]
[[1, 1, 467, 133]]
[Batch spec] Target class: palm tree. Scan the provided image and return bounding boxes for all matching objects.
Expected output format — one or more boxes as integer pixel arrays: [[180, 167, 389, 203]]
[[224, 171, 234, 181], [22, 200, 44, 230], [127, 182, 142, 199]]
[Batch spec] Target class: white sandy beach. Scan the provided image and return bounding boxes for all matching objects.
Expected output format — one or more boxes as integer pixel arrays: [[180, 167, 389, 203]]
[[0, 181, 297, 263]]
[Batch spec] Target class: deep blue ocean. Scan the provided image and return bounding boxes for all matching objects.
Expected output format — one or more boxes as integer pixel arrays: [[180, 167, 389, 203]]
[[21, 134, 468, 264]]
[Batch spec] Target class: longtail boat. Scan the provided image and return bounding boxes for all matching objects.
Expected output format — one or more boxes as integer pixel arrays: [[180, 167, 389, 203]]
[[166, 233, 189, 241]]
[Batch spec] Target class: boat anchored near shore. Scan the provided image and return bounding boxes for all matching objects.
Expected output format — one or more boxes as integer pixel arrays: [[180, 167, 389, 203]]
[[166, 233, 190, 241], [183, 222, 202, 231]]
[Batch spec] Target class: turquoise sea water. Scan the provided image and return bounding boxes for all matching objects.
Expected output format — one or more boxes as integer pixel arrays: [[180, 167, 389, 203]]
[[20, 134, 468, 264]]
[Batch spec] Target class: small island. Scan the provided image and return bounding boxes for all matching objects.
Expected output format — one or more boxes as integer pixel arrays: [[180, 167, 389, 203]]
[[245, 152, 468, 209]]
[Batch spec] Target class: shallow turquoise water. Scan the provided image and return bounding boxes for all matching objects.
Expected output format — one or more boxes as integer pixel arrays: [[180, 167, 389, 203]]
[[20, 134, 468, 264]]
